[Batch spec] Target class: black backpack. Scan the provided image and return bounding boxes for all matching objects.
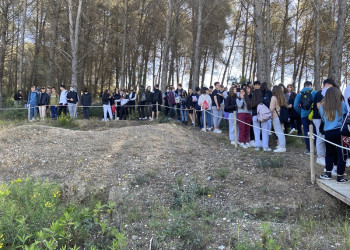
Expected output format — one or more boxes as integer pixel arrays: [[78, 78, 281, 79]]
[[300, 89, 313, 110], [276, 106, 289, 124], [224, 96, 237, 113]]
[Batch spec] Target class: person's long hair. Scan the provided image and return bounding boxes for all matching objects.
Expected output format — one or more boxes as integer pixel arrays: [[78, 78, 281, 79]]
[[260, 82, 269, 92], [272, 85, 287, 107], [228, 86, 236, 98], [322, 87, 342, 122], [251, 89, 262, 108]]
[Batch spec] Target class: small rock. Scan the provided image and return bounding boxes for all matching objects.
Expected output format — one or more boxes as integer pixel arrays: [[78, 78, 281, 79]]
[[207, 176, 212, 181], [132, 235, 139, 240], [240, 181, 244, 184], [218, 246, 225, 250]]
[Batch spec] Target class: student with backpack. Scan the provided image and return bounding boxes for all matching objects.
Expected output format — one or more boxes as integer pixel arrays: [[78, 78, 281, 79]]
[[270, 86, 288, 153], [251, 88, 272, 151], [319, 87, 348, 183], [236, 88, 252, 148], [294, 81, 317, 155], [198, 87, 212, 132], [102, 90, 113, 121], [28, 86, 39, 121]]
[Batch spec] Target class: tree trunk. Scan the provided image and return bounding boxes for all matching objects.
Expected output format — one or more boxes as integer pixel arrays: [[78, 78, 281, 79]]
[[192, 0, 204, 89], [265, 0, 271, 85], [19, 0, 27, 90], [280, 0, 289, 85], [160, 0, 172, 91], [68, 0, 83, 90], [314, 0, 321, 90], [241, 3, 249, 80], [329, 0, 347, 86], [120, 0, 128, 88], [254, 0, 267, 83], [292, 0, 300, 89]]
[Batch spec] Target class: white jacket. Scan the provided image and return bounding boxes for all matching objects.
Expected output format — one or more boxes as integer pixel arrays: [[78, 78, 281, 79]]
[[198, 94, 212, 110]]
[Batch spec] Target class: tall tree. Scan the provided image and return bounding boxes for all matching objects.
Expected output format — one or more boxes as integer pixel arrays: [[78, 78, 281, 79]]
[[314, 0, 321, 90], [192, 0, 203, 88], [18, 0, 27, 90], [329, 0, 347, 85], [68, 0, 83, 90]]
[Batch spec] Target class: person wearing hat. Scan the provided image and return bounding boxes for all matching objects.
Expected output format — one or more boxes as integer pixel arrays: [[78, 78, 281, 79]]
[[313, 79, 336, 168]]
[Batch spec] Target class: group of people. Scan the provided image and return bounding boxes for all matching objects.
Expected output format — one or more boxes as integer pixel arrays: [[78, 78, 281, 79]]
[[26, 85, 82, 121], [18, 79, 350, 183]]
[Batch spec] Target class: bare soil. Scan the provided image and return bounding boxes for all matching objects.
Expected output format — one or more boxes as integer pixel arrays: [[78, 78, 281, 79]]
[[0, 120, 348, 249]]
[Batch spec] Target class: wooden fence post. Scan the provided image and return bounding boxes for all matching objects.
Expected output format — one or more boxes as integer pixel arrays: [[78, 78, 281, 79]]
[[310, 124, 315, 184], [156, 102, 159, 120], [28, 104, 30, 121], [115, 102, 118, 121], [203, 108, 206, 132]]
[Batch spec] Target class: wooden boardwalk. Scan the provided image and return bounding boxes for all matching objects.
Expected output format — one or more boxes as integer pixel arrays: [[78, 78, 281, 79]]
[[317, 179, 350, 206]]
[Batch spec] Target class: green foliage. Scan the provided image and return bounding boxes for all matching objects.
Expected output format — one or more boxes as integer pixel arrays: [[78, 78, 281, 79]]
[[0, 109, 27, 121], [89, 103, 104, 118], [0, 178, 127, 249], [216, 167, 230, 179], [55, 114, 78, 128], [258, 155, 284, 168]]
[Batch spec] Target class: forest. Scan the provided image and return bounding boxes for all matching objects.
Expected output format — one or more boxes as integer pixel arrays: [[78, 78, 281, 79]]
[[0, 0, 349, 106]]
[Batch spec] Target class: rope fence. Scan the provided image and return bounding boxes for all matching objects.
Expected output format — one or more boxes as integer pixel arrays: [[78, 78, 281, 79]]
[[1, 102, 350, 184]]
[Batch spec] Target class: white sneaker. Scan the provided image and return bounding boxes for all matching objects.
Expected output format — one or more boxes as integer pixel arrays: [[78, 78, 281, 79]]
[[245, 143, 251, 148], [231, 141, 235, 145], [249, 140, 255, 147], [274, 147, 286, 153], [213, 129, 222, 134], [346, 159, 350, 168], [207, 127, 212, 131], [240, 143, 248, 149], [149, 117, 152, 120], [263, 148, 272, 152], [217, 129, 222, 133], [332, 166, 337, 176], [316, 157, 326, 166], [106, 118, 109, 121], [201, 128, 206, 132], [255, 147, 260, 151], [289, 128, 296, 135], [150, 118, 154, 121], [102, 118, 105, 121], [117, 117, 120, 120]]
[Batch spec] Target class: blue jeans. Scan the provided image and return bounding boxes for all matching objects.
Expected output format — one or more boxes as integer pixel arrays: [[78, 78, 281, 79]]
[[181, 108, 187, 122], [29, 104, 37, 120], [201, 110, 212, 128], [50, 106, 57, 119], [301, 117, 316, 150]]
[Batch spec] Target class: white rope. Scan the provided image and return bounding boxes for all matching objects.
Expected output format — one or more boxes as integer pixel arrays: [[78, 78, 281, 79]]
[[313, 133, 350, 151]]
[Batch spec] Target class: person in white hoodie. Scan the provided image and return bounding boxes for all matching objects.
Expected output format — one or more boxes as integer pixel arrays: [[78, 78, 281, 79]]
[[198, 87, 212, 132]]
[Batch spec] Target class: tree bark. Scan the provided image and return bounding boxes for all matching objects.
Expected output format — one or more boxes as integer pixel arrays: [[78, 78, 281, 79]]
[[329, 0, 347, 86], [254, 0, 267, 83], [160, 0, 172, 91], [280, 0, 289, 85], [192, 0, 204, 89], [19, 0, 27, 90], [68, 0, 83, 90], [314, 0, 321, 90], [120, 0, 128, 88]]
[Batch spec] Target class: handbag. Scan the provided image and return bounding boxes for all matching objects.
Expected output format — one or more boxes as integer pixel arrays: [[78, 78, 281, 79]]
[[319, 112, 325, 135], [275, 107, 289, 124], [341, 113, 350, 136]]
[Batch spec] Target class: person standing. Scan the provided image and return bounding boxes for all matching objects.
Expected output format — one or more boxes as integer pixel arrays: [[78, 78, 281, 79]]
[[212, 82, 223, 134], [81, 88, 92, 120], [198, 87, 212, 132], [38, 87, 50, 120], [236, 88, 252, 148], [49, 87, 59, 120], [151, 84, 162, 121], [294, 81, 317, 155], [102, 90, 113, 121], [137, 86, 146, 120], [58, 85, 68, 117], [167, 87, 176, 119], [145, 86, 153, 120], [270, 85, 287, 153], [14, 90, 23, 107], [194, 87, 202, 128], [27, 86, 39, 121], [128, 86, 137, 114], [225, 87, 238, 145], [66, 86, 79, 118], [319, 87, 348, 183]]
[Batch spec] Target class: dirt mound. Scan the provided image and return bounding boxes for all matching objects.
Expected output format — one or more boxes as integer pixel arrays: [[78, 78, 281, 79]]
[[0, 122, 345, 248]]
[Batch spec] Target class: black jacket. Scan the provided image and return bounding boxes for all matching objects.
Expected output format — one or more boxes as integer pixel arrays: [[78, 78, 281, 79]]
[[38, 92, 50, 106], [153, 89, 162, 104], [14, 92, 23, 101], [145, 90, 153, 102], [102, 93, 112, 105], [224, 96, 237, 113], [67, 91, 79, 104], [81, 93, 92, 107]]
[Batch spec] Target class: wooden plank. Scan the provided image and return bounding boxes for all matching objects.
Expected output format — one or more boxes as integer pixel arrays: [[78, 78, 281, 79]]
[[316, 179, 350, 206]]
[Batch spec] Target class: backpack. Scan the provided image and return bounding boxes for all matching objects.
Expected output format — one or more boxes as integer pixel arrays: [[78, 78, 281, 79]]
[[300, 89, 313, 110], [141, 93, 146, 102], [203, 100, 209, 110], [275, 106, 289, 124], [257, 103, 272, 122], [224, 97, 237, 113]]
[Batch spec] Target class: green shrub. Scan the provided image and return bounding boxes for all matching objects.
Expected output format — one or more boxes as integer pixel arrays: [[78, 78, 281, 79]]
[[55, 114, 78, 128], [89, 103, 104, 118], [216, 167, 230, 179], [0, 178, 127, 249], [0, 109, 27, 121], [258, 155, 284, 168]]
